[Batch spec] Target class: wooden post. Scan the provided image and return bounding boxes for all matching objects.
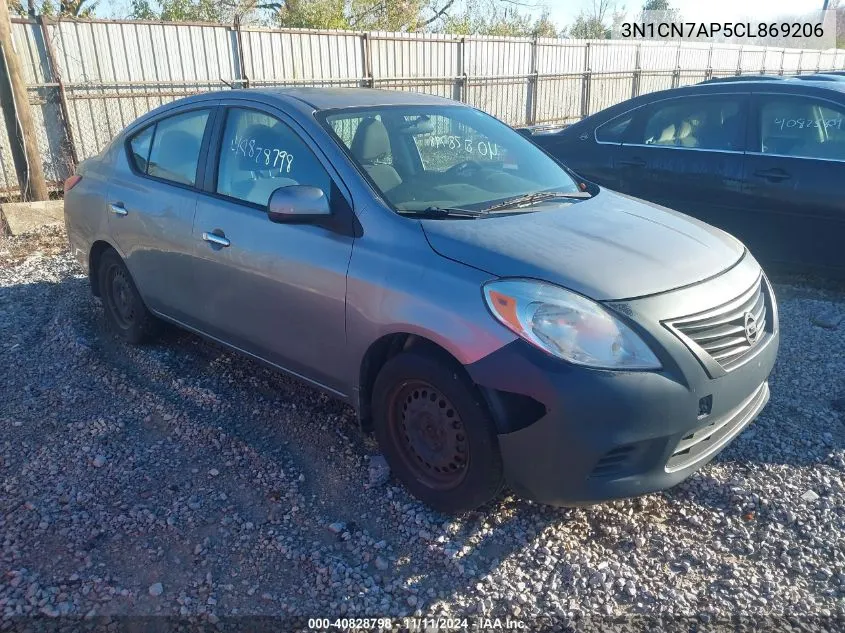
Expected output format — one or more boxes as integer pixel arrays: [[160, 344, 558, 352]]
[[0, 9, 48, 200]]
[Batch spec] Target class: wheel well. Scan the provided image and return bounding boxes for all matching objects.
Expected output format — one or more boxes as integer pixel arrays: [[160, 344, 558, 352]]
[[88, 240, 115, 297], [357, 333, 463, 432], [357, 333, 547, 435]]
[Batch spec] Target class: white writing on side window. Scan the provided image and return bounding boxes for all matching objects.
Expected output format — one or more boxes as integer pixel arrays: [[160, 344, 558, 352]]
[[773, 117, 843, 131], [231, 136, 294, 174]]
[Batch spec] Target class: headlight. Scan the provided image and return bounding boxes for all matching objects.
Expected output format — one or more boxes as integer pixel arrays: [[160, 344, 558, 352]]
[[483, 279, 661, 370]]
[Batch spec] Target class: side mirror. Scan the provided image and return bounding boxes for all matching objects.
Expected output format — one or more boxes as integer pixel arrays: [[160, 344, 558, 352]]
[[267, 185, 331, 224], [515, 127, 534, 139]]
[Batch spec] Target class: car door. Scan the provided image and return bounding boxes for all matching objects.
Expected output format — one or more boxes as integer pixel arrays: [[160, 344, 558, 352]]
[[612, 93, 749, 233], [188, 103, 357, 396], [107, 105, 216, 321], [741, 91, 845, 273]]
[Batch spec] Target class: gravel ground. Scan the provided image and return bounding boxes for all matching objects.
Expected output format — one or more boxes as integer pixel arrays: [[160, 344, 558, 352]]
[[1, 226, 844, 630]]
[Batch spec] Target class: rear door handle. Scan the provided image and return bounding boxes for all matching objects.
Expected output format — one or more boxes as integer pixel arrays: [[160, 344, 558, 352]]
[[202, 231, 230, 247], [109, 202, 127, 216], [618, 158, 646, 168], [753, 168, 791, 183]]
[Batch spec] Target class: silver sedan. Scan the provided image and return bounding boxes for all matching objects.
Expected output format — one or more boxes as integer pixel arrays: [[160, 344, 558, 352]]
[[64, 88, 779, 513]]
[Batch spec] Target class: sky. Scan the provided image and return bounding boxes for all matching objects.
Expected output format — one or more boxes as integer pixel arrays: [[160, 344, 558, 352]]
[[540, 0, 829, 26], [95, 0, 833, 25]]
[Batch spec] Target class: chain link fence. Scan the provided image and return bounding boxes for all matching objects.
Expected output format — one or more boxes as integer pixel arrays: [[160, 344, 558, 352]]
[[2, 16, 845, 198]]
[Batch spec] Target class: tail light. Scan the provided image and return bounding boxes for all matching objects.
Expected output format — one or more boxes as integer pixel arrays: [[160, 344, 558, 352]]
[[64, 175, 82, 194]]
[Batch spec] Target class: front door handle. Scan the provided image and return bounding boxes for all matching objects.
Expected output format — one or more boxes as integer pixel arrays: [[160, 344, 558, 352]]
[[109, 203, 128, 216], [202, 231, 230, 247], [618, 158, 646, 168], [753, 168, 791, 183]]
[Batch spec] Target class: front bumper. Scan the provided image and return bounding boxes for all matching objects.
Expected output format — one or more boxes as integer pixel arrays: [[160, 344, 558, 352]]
[[464, 258, 779, 507]]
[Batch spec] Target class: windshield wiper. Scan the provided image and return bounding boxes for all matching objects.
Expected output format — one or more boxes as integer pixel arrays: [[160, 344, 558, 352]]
[[483, 190, 592, 213], [400, 206, 485, 219]]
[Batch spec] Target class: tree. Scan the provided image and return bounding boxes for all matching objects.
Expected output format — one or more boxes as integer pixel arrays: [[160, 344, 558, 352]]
[[13, 0, 98, 17], [130, 0, 281, 24], [568, 0, 619, 39], [439, 0, 562, 37], [639, 0, 680, 25]]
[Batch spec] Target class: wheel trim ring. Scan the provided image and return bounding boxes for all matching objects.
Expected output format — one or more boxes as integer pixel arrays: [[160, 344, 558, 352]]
[[387, 379, 469, 491]]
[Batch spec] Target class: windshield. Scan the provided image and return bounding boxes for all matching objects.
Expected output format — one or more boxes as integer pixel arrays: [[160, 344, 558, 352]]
[[320, 105, 581, 214]]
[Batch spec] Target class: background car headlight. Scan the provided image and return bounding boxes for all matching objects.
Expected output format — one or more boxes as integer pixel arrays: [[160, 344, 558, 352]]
[[483, 279, 661, 370]]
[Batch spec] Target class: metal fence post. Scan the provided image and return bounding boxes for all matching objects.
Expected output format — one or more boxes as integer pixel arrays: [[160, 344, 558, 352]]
[[458, 36, 467, 102], [671, 42, 681, 88], [705, 43, 714, 81], [736, 45, 744, 76], [779, 49, 785, 75], [233, 17, 249, 88], [361, 32, 373, 88], [631, 43, 641, 99], [580, 41, 591, 120], [458, 36, 469, 103], [527, 36, 539, 126], [39, 15, 78, 168]]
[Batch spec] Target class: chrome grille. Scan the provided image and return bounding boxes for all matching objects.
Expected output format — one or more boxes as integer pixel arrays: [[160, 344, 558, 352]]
[[669, 276, 768, 370]]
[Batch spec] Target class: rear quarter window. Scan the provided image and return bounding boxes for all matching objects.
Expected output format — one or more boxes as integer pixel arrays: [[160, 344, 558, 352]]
[[128, 126, 154, 173], [595, 113, 634, 143], [125, 109, 210, 187]]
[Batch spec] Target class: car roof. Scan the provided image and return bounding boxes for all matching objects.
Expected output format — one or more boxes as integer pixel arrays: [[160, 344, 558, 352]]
[[168, 87, 456, 112], [549, 77, 845, 136], [698, 74, 786, 84], [125, 87, 461, 132], [248, 87, 456, 109]]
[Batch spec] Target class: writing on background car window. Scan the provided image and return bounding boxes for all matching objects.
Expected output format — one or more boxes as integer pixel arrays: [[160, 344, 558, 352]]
[[230, 135, 295, 174], [773, 117, 843, 131]]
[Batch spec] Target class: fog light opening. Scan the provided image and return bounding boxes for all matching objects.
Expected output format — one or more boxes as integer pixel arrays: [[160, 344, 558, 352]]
[[698, 394, 713, 419]]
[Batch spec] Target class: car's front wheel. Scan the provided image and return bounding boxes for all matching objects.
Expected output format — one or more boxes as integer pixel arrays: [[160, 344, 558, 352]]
[[372, 350, 505, 514], [98, 249, 159, 344]]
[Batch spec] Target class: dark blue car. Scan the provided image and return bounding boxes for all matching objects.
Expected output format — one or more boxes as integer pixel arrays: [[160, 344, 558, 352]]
[[531, 78, 845, 276]]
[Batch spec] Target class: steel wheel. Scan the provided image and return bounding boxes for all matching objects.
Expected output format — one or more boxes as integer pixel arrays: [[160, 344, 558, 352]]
[[96, 249, 159, 344], [387, 379, 470, 490], [105, 265, 137, 330]]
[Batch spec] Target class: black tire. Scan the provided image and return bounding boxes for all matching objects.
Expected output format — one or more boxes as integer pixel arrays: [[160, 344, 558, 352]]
[[97, 249, 159, 344], [372, 350, 505, 514]]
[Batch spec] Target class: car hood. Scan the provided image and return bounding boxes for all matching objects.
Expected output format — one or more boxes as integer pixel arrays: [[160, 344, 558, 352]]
[[420, 190, 745, 301]]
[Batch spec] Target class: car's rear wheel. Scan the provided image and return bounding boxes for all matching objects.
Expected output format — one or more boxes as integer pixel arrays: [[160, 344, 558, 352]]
[[98, 249, 159, 344], [372, 350, 504, 514]]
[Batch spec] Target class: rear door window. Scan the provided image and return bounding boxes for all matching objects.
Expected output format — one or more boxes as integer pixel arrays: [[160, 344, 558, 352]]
[[758, 96, 845, 160]]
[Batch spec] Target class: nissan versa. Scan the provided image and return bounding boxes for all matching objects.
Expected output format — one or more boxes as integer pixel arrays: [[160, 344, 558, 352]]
[[64, 88, 779, 513]]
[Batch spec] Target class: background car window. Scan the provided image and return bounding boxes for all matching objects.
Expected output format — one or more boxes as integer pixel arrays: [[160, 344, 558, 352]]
[[636, 97, 744, 150], [759, 97, 845, 160], [595, 113, 634, 143], [128, 125, 154, 173], [146, 110, 209, 186], [217, 108, 333, 207]]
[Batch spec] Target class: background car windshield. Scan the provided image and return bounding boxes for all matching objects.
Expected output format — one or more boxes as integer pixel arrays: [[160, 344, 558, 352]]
[[322, 106, 579, 212]]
